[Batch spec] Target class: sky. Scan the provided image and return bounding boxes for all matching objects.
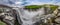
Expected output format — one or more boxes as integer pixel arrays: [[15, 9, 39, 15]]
[[21, 0, 60, 5], [0, 0, 60, 6]]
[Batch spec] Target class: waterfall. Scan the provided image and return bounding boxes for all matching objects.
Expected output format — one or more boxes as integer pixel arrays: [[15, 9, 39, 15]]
[[13, 7, 45, 25]]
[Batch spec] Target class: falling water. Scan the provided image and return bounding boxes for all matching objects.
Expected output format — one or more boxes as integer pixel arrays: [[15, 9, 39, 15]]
[[13, 7, 45, 25]]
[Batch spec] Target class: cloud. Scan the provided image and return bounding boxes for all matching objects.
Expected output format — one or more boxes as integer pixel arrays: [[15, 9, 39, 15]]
[[23, 0, 60, 5], [0, 0, 60, 6]]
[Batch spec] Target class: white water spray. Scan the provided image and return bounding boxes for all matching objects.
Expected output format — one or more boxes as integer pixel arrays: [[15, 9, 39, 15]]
[[13, 7, 45, 25]]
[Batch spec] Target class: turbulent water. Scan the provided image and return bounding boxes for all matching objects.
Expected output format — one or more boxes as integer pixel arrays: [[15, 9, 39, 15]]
[[13, 7, 45, 25]]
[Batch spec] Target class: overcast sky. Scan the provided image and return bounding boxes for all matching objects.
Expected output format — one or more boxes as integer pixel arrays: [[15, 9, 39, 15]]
[[0, 0, 60, 6], [22, 0, 60, 5]]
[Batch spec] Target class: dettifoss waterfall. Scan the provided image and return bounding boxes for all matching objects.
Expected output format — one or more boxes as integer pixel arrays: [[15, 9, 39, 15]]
[[13, 7, 45, 25]]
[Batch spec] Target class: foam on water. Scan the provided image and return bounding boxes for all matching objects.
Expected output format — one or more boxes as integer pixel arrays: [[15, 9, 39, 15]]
[[13, 7, 45, 25]]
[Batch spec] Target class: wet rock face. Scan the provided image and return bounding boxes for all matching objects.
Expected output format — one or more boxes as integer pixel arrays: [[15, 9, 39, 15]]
[[0, 6, 17, 25], [55, 17, 60, 23], [55, 8, 60, 24], [55, 13, 60, 24]]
